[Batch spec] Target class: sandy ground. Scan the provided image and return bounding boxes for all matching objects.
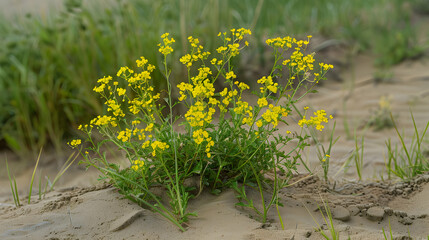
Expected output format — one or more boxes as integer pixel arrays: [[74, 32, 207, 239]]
[[1, 2, 429, 239], [0, 176, 429, 239]]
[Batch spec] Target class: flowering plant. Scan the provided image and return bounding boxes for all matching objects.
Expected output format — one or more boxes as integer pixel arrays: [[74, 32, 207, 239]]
[[69, 29, 333, 230]]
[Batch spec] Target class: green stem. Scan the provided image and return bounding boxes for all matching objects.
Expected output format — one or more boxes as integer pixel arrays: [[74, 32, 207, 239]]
[[163, 54, 184, 218], [248, 161, 267, 222]]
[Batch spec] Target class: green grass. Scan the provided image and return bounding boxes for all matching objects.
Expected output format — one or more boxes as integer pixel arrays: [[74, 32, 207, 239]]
[[0, 0, 427, 158], [306, 196, 340, 240], [355, 131, 365, 181], [5, 158, 21, 207], [382, 218, 394, 240], [4, 149, 78, 207], [385, 112, 429, 180]]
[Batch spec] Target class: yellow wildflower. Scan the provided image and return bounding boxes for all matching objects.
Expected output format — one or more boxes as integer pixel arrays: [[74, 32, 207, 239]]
[[226, 71, 236, 80], [131, 159, 145, 171], [69, 139, 81, 147], [257, 97, 268, 108], [298, 109, 330, 131], [117, 88, 126, 96], [158, 33, 175, 55], [136, 57, 148, 67], [117, 66, 133, 77], [151, 141, 169, 156]]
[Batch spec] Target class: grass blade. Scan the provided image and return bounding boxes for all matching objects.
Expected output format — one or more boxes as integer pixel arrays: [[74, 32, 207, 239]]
[[13, 177, 21, 207], [50, 151, 78, 191], [6, 159, 19, 207], [28, 148, 43, 204], [390, 112, 411, 165]]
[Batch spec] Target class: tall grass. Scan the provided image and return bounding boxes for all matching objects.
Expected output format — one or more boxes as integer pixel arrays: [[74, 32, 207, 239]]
[[0, 0, 426, 159], [385, 112, 429, 180]]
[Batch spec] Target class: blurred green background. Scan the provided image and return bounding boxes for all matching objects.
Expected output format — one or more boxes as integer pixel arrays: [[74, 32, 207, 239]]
[[1, 0, 428, 160]]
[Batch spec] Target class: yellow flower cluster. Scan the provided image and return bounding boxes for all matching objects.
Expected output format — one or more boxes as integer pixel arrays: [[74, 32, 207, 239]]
[[77, 124, 91, 131], [235, 81, 249, 91], [257, 97, 268, 108], [106, 99, 125, 117], [262, 35, 318, 76], [131, 120, 141, 125], [93, 76, 113, 93], [259, 104, 288, 127], [90, 115, 117, 127], [257, 76, 278, 94], [216, 28, 252, 57], [117, 58, 158, 121], [178, 67, 217, 139], [233, 100, 254, 125], [184, 102, 216, 127], [283, 50, 315, 73], [121, 57, 155, 87], [117, 66, 134, 77], [218, 80, 251, 126], [114, 122, 154, 147], [158, 33, 175, 56], [127, 69, 153, 85], [117, 128, 132, 142], [266, 35, 311, 49], [131, 159, 145, 171], [136, 57, 148, 68], [90, 55, 160, 153], [226, 71, 236, 80], [117, 88, 126, 96], [193, 129, 209, 145], [298, 109, 332, 131], [192, 129, 214, 157], [319, 62, 334, 71], [69, 139, 81, 147], [178, 49, 224, 156], [151, 141, 169, 156], [178, 67, 215, 101], [266, 36, 294, 49], [219, 87, 238, 113], [133, 128, 146, 141], [179, 36, 210, 68], [229, 28, 252, 41]]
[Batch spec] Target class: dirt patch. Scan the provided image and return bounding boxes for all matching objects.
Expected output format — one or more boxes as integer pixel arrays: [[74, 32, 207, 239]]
[[0, 176, 428, 239]]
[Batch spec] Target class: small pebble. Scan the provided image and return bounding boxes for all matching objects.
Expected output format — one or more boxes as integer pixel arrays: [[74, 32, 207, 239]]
[[332, 206, 351, 221], [348, 205, 360, 216], [366, 207, 384, 221]]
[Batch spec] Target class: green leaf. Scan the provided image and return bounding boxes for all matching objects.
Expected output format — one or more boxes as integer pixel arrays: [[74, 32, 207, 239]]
[[235, 202, 248, 207], [191, 161, 203, 174]]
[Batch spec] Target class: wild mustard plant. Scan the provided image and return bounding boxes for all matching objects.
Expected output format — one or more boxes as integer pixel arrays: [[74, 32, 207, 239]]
[[71, 29, 334, 230], [297, 106, 337, 182]]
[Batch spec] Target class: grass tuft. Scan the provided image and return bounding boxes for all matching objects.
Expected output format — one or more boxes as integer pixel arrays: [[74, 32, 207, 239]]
[[385, 111, 429, 179]]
